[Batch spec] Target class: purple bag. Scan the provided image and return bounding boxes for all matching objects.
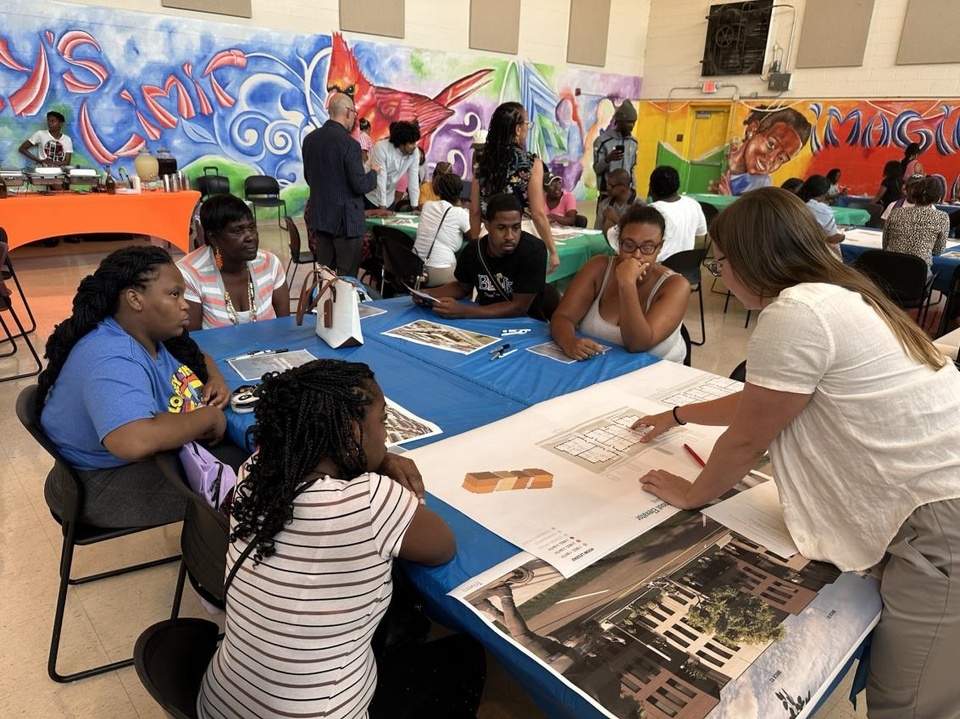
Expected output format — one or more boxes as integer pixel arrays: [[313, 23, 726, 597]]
[[178, 442, 238, 515]]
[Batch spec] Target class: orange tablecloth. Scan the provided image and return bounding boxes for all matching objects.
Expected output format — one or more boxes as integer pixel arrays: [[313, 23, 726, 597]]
[[0, 190, 199, 253]]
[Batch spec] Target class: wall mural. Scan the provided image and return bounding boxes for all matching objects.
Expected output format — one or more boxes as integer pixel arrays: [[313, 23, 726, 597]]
[[639, 99, 960, 200], [0, 1, 642, 212]]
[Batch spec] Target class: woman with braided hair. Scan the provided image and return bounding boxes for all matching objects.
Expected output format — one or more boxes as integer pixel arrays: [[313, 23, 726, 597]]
[[39, 246, 246, 528], [198, 359, 486, 719], [412, 170, 472, 286], [472, 101, 560, 272]]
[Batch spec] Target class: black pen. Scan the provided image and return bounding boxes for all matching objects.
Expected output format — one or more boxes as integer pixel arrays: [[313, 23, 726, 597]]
[[237, 348, 288, 359]]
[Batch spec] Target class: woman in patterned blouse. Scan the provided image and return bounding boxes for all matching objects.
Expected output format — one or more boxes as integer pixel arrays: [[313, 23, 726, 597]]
[[882, 177, 950, 272], [471, 101, 560, 272]]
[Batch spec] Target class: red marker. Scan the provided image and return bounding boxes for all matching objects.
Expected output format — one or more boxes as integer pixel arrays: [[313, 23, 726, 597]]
[[683, 443, 706, 468]]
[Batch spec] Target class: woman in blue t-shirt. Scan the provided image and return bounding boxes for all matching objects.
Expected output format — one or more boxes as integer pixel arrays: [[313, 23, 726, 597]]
[[38, 246, 245, 528]]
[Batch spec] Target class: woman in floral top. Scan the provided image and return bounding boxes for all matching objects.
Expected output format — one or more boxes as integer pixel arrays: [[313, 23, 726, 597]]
[[882, 177, 950, 272], [471, 102, 559, 272]]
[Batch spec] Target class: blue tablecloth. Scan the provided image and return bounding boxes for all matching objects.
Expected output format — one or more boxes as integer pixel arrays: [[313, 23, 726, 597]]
[[191, 298, 659, 718]]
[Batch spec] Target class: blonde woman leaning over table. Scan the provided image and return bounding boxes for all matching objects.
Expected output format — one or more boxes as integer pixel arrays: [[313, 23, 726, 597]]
[[178, 195, 290, 330], [550, 205, 689, 363], [631, 187, 960, 719]]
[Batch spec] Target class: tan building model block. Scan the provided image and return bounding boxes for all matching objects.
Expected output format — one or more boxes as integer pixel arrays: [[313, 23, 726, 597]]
[[462, 468, 553, 493], [463, 471, 500, 493], [524, 468, 554, 489]]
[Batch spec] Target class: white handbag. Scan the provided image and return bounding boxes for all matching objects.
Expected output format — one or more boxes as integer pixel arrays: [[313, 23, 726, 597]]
[[295, 265, 363, 348]]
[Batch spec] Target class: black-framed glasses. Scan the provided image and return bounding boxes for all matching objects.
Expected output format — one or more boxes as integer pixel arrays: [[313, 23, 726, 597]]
[[703, 256, 725, 277], [226, 222, 259, 238], [621, 239, 663, 255]]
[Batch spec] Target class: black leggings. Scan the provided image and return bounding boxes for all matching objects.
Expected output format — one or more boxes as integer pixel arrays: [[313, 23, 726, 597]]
[[368, 633, 487, 719]]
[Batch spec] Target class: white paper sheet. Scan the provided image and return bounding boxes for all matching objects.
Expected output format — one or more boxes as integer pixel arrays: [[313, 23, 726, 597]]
[[226, 349, 318, 381], [384, 397, 442, 446], [408, 364, 733, 577], [702, 481, 799, 558], [382, 319, 499, 355]]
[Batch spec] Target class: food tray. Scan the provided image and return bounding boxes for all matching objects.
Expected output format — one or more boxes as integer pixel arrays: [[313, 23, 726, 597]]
[[67, 175, 100, 187], [28, 174, 65, 186], [0, 172, 26, 188]]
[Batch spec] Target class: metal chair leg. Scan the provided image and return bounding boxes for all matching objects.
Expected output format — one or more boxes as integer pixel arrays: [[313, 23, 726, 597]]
[[690, 283, 706, 346], [170, 561, 188, 620], [3, 263, 36, 335], [49, 522, 181, 682], [0, 308, 42, 381]]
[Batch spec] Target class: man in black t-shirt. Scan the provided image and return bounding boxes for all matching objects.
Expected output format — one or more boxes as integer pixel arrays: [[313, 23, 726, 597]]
[[414, 193, 547, 319]]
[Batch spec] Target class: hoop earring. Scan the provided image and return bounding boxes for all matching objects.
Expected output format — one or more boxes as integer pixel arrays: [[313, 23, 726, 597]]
[[214, 246, 223, 270]]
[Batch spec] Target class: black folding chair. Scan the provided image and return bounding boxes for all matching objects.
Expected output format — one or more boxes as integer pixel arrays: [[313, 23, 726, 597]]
[[662, 247, 709, 345], [0, 228, 35, 335], [134, 618, 220, 719], [195, 167, 229, 199], [373, 225, 425, 297], [15, 385, 181, 682], [283, 216, 315, 289], [854, 249, 936, 329], [154, 451, 231, 618], [244, 175, 287, 229], [729, 360, 747, 383], [680, 324, 692, 367], [0, 242, 42, 382]]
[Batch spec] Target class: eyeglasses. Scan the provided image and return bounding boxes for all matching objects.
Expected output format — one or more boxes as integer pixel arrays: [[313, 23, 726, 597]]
[[226, 223, 259, 238], [703, 256, 725, 277], [524, 121, 534, 128], [621, 239, 663, 255]]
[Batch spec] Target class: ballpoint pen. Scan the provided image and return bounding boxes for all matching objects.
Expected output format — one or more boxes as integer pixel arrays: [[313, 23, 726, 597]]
[[235, 348, 289, 359], [489, 343, 510, 355], [683, 443, 706, 468]]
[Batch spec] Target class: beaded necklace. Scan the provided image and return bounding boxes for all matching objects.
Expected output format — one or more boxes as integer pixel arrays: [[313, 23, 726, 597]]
[[223, 266, 257, 325]]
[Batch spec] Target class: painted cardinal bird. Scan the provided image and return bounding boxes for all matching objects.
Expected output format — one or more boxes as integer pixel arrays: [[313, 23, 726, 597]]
[[326, 33, 492, 148]]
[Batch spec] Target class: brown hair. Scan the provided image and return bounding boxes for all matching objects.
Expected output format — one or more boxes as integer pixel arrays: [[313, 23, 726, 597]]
[[710, 187, 944, 370]]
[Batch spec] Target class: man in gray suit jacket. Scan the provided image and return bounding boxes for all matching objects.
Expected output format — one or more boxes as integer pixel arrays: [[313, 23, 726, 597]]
[[302, 92, 379, 277]]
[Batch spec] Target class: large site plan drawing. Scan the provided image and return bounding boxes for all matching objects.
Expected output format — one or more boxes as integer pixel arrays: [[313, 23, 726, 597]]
[[540, 408, 713, 474], [408, 363, 736, 577]]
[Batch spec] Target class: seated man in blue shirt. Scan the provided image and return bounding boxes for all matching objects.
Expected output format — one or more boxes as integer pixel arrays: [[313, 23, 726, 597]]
[[413, 193, 547, 319]]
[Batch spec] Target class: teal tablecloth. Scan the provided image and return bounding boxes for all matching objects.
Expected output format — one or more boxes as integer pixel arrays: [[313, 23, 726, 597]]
[[688, 192, 871, 226], [365, 216, 612, 289]]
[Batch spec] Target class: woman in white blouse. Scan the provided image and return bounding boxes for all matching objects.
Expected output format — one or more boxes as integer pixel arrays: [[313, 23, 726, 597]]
[[413, 172, 471, 286], [632, 187, 960, 719]]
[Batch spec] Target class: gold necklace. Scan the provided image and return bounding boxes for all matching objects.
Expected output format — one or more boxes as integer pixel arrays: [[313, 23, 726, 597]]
[[223, 266, 257, 325]]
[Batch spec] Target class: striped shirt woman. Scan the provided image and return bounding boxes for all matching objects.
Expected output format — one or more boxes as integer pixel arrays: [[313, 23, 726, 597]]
[[197, 471, 418, 719], [177, 246, 286, 329]]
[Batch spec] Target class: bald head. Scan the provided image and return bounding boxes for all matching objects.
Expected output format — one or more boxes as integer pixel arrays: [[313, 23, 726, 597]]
[[328, 92, 357, 129]]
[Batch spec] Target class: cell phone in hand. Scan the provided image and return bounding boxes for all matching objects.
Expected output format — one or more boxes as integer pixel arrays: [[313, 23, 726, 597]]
[[615, 144, 624, 153], [408, 286, 437, 305]]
